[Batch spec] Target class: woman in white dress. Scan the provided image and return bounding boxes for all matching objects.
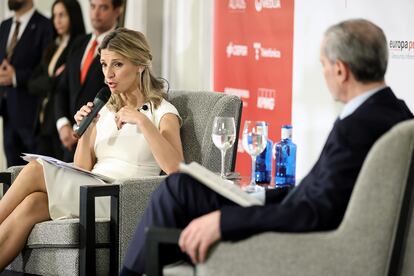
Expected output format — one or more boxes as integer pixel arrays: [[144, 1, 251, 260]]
[[0, 28, 184, 269]]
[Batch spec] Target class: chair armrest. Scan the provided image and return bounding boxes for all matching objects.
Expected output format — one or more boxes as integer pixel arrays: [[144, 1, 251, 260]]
[[79, 184, 119, 276], [116, 175, 168, 266], [6, 165, 25, 181], [197, 231, 341, 276], [1, 166, 25, 195], [75, 175, 168, 275], [0, 171, 11, 195], [145, 227, 182, 276], [145, 227, 340, 276]]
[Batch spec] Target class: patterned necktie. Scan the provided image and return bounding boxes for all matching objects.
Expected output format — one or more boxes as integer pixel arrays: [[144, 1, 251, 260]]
[[6, 20, 21, 61], [80, 39, 98, 85]]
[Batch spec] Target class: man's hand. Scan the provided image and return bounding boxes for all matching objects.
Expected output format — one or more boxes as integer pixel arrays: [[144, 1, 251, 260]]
[[178, 210, 221, 264], [59, 124, 78, 150], [0, 60, 15, 86]]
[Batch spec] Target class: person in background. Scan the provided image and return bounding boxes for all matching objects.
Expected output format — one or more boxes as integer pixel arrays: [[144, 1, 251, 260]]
[[0, 27, 184, 271], [54, 0, 122, 162], [28, 0, 85, 159], [120, 19, 414, 275], [0, 0, 53, 166]]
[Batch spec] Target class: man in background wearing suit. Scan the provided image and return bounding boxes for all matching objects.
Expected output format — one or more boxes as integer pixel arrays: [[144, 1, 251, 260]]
[[120, 19, 414, 275], [55, 0, 122, 161], [0, 0, 53, 166]]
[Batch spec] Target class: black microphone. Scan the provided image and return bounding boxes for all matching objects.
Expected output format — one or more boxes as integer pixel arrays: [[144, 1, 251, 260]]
[[74, 87, 111, 138]]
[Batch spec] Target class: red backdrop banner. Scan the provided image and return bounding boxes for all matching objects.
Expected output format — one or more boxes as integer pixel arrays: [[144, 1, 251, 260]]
[[214, 0, 295, 174]]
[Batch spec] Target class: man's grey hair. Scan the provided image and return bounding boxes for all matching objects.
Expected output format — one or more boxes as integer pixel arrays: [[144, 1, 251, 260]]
[[323, 19, 388, 83]]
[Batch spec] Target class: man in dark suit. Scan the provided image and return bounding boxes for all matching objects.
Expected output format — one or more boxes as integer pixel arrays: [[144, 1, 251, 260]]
[[54, 0, 122, 161], [120, 19, 414, 275], [0, 0, 53, 166]]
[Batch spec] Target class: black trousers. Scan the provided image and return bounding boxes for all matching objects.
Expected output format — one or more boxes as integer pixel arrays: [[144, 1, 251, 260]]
[[121, 173, 235, 274], [3, 119, 37, 167]]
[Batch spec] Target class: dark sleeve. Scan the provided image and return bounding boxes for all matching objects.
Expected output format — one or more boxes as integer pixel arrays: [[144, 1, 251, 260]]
[[54, 68, 70, 121], [14, 68, 33, 89], [54, 36, 86, 122], [0, 22, 8, 62], [15, 18, 53, 88], [220, 123, 368, 241], [27, 63, 52, 97], [264, 186, 292, 203]]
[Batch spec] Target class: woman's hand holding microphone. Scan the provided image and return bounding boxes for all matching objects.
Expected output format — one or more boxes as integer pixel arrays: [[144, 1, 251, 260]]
[[74, 102, 100, 137]]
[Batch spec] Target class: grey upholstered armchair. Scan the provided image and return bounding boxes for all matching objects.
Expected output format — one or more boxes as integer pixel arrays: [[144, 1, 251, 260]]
[[147, 119, 414, 276], [3, 90, 242, 275]]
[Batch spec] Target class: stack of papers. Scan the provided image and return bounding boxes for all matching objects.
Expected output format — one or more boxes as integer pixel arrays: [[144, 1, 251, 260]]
[[179, 162, 264, 207], [21, 153, 114, 183]]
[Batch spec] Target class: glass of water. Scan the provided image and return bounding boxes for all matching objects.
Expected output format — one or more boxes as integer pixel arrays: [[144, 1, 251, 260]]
[[212, 117, 236, 178], [242, 120, 268, 192]]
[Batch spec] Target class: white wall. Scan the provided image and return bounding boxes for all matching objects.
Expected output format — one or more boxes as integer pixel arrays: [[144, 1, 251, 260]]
[[292, 0, 414, 179], [162, 0, 213, 90]]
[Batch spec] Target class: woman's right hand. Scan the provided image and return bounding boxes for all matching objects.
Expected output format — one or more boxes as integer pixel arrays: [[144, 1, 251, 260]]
[[74, 102, 100, 126]]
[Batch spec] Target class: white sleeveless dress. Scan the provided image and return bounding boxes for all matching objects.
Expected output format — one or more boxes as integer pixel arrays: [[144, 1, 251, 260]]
[[41, 99, 181, 220]]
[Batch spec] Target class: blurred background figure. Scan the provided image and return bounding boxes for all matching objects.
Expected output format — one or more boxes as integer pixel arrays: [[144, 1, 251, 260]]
[[28, 0, 85, 159], [54, 0, 122, 162], [0, 0, 53, 166]]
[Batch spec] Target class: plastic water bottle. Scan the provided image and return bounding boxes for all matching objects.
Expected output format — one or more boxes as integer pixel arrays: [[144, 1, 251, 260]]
[[255, 123, 273, 184], [274, 125, 296, 187]]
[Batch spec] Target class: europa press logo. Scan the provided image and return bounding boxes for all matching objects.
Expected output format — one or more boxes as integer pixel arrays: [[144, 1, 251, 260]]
[[389, 39, 414, 59], [253, 42, 281, 60], [226, 42, 248, 58], [255, 0, 281, 12]]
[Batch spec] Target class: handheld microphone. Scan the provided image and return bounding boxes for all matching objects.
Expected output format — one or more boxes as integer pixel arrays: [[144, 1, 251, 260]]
[[74, 87, 111, 138]]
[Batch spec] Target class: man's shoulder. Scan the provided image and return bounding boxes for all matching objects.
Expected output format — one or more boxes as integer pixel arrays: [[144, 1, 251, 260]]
[[31, 10, 51, 25], [71, 34, 92, 49], [66, 34, 92, 58], [0, 17, 12, 30], [337, 89, 413, 147]]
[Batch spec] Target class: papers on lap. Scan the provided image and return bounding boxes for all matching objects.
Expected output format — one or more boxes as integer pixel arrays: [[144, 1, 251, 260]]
[[21, 153, 115, 183], [179, 162, 264, 207]]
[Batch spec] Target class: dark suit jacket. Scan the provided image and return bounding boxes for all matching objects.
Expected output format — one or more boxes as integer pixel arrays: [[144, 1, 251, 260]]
[[54, 34, 105, 126], [0, 11, 53, 128], [28, 39, 72, 135], [220, 87, 413, 241]]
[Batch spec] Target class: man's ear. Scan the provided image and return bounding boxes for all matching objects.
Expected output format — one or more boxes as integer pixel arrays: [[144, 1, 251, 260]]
[[335, 60, 349, 83]]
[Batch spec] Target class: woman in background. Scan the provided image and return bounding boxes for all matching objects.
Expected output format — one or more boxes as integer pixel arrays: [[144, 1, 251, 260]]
[[28, 0, 85, 159]]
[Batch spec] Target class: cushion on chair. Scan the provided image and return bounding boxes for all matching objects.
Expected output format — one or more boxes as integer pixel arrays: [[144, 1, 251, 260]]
[[26, 218, 110, 247], [168, 91, 242, 173], [7, 219, 110, 275]]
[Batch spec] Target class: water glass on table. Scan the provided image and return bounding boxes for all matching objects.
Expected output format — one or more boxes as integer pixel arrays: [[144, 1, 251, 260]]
[[212, 116, 236, 178], [242, 120, 268, 192]]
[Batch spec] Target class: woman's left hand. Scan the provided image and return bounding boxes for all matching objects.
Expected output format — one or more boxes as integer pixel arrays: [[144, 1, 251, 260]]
[[115, 106, 144, 129]]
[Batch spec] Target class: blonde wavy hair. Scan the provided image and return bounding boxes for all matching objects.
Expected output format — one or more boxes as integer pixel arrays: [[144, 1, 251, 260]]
[[98, 28, 166, 112]]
